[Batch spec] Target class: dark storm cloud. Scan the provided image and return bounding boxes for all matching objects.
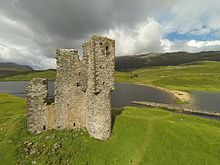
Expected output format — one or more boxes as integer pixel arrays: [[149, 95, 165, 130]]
[[15, 0, 113, 39], [0, 0, 160, 40]]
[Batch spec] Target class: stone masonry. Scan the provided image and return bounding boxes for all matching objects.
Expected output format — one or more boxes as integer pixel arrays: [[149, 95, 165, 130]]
[[54, 49, 86, 129], [26, 35, 115, 140], [84, 36, 115, 140], [26, 79, 55, 133]]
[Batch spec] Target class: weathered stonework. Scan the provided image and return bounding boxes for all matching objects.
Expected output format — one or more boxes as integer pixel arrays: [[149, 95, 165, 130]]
[[54, 49, 86, 129], [83, 35, 115, 140], [26, 78, 55, 133], [26, 35, 115, 140]]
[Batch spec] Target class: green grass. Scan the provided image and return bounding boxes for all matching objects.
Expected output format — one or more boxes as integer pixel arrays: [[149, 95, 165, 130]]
[[0, 94, 27, 165], [0, 70, 56, 81], [175, 98, 188, 104], [0, 94, 220, 164], [116, 61, 220, 92]]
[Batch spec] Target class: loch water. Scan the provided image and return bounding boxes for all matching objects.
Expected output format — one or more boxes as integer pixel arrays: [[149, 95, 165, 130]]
[[0, 81, 219, 113], [0, 81, 175, 108]]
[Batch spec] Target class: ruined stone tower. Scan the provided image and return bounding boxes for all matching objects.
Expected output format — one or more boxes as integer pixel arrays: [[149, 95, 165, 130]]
[[26, 35, 115, 140], [83, 36, 115, 140]]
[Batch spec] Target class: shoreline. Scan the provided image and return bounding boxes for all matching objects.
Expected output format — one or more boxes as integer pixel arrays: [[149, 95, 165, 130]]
[[135, 83, 193, 103], [131, 101, 220, 120], [154, 86, 192, 103]]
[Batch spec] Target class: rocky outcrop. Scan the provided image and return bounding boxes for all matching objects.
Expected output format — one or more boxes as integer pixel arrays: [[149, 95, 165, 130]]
[[132, 101, 220, 118]]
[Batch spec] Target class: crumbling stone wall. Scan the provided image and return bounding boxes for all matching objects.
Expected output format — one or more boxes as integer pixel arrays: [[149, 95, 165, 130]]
[[26, 78, 55, 133], [26, 35, 115, 140], [54, 49, 86, 129]]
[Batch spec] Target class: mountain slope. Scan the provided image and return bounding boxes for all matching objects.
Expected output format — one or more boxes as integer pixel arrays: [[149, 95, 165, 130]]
[[0, 62, 33, 78], [116, 51, 220, 71], [0, 62, 33, 71]]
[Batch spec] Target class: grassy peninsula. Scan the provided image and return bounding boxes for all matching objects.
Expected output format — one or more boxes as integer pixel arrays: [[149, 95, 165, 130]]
[[116, 61, 220, 92]]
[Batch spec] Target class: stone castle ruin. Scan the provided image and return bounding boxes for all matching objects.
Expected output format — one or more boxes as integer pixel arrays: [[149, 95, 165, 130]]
[[26, 35, 115, 140]]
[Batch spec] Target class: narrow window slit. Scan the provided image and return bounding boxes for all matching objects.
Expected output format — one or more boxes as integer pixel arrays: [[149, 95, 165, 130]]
[[105, 46, 109, 56]]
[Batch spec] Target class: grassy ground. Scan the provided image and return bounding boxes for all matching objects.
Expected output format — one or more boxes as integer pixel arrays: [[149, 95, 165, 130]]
[[0, 94, 220, 164], [116, 61, 220, 92], [0, 94, 26, 165]]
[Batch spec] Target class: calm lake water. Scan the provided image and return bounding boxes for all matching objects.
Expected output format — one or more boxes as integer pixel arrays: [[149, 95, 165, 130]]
[[0, 81, 175, 108], [191, 91, 220, 113], [0, 81, 219, 113]]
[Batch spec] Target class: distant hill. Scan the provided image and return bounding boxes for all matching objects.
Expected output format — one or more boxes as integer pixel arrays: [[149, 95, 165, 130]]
[[115, 51, 220, 71], [0, 62, 33, 71], [0, 62, 33, 78], [1, 51, 220, 78]]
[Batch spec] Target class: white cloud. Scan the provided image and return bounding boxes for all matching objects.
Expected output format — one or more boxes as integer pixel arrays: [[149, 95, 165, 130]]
[[167, 40, 220, 53], [104, 18, 168, 55], [160, 39, 173, 52], [0, 15, 57, 69], [104, 27, 136, 55], [162, 0, 220, 36], [187, 40, 220, 48], [104, 15, 220, 55], [0, 45, 56, 69], [134, 18, 162, 53]]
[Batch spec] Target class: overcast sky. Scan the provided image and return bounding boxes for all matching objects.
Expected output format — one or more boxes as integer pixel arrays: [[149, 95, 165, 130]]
[[0, 0, 220, 69]]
